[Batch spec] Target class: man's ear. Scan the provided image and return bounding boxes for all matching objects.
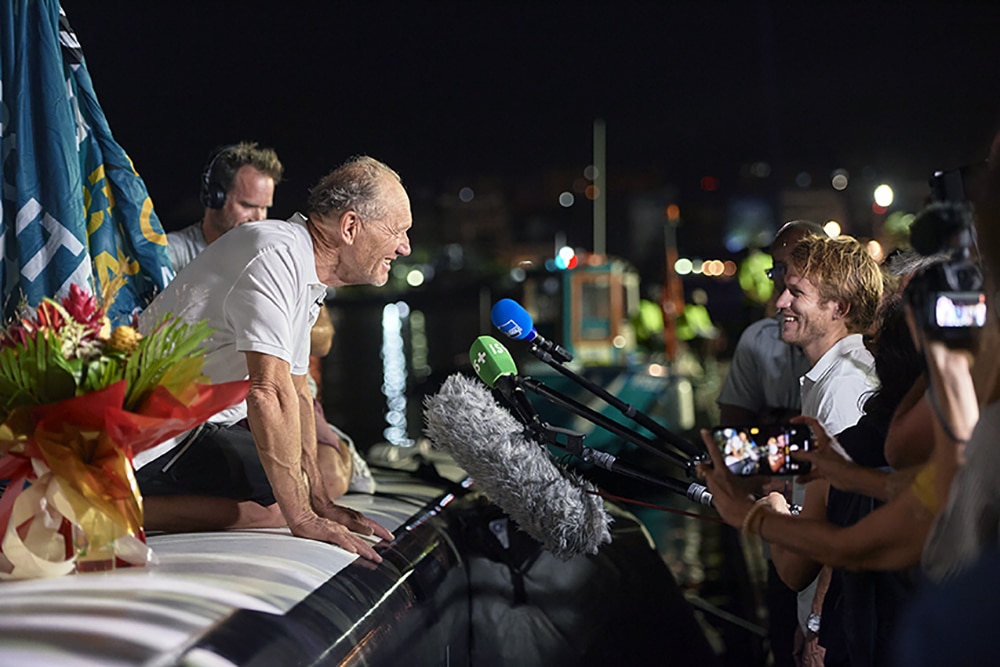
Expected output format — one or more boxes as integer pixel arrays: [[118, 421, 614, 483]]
[[833, 299, 851, 320], [340, 210, 360, 245]]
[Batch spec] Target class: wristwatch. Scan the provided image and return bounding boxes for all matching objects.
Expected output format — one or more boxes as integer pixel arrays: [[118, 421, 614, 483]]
[[806, 612, 822, 634]]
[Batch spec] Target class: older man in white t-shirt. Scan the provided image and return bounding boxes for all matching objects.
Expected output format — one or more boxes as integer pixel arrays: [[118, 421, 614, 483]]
[[137, 156, 411, 564]]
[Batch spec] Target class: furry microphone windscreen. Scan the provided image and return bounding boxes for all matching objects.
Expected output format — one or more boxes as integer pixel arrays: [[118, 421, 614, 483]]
[[423, 373, 611, 560]]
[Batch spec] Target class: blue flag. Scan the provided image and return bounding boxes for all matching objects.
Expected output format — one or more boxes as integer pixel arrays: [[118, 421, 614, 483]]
[[0, 0, 174, 325]]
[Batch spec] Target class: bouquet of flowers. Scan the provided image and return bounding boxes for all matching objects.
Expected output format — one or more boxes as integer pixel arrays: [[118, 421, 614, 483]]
[[0, 284, 248, 579]]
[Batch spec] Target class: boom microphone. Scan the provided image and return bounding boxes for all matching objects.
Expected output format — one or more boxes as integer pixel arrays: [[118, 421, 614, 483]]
[[423, 373, 612, 560], [490, 298, 574, 363]]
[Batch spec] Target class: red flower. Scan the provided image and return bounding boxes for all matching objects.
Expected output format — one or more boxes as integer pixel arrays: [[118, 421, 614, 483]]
[[0, 323, 29, 349], [62, 284, 105, 336], [35, 301, 65, 331]]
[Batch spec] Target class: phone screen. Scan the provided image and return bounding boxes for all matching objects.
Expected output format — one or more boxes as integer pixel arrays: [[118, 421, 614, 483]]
[[933, 291, 987, 328], [710, 424, 812, 476]]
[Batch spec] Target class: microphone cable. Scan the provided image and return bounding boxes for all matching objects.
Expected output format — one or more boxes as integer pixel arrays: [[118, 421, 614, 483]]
[[589, 488, 727, 524]]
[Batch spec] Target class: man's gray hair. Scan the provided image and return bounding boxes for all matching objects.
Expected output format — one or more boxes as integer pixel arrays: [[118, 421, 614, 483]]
[[307, 156, 401, 222]]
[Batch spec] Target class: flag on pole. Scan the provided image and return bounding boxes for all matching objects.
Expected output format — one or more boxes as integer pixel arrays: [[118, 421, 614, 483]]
[[0, 0, 174, 326]]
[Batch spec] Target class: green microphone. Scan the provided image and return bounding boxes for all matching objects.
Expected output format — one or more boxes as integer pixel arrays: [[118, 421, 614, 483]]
[[469, 335, 518, 388], [469, 335, 538, 426]]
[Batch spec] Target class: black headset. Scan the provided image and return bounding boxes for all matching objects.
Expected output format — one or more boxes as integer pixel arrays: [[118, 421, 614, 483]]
[[199, 145, 236, 209]]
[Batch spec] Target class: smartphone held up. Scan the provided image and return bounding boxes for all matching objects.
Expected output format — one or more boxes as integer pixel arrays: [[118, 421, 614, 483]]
[[710, 424, 812, 476]]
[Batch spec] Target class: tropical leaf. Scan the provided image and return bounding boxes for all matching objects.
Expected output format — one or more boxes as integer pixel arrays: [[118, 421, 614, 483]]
[[0, 332, 74, 408], [31, 332, 78, 405], [123, 315, 212, 410], [80, 354, 127, 395]]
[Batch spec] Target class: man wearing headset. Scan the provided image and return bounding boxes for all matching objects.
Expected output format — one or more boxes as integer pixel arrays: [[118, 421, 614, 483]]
[[167, 141, 284, 272]]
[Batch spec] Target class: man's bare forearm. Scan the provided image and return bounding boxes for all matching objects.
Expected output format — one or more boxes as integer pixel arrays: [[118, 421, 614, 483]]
[[245, 356, 313, 527]]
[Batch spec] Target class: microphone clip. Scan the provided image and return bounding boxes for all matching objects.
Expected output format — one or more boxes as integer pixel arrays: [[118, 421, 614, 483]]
[[528, 421, 586, 454]]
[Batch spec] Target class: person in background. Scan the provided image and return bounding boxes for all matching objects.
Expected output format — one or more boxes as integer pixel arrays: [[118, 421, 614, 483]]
[[715, 219, 825, 667], [717, 220, 826, 426], [168, 141, 283, 272], [308, 302, 377, 497], [769, 233, 883, 666]]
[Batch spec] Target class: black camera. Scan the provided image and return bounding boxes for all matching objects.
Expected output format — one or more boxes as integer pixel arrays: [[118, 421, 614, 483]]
[[905, 171, 986, 346]]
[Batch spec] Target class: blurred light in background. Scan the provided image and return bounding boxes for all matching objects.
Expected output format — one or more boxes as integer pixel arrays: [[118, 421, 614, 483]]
[[874, 184, 894, 207], [381, 302, 412, 446], [703, 259, 725, 276], [458, 187, 474, 203], [647, 363, 667, 377], [796, 171, 812, 188], [738, 250, 775, 304], [406, 268, 425, 287], [824, 220, 842, 237], [674, 257, 694, 276], [446, 243, 464, 270], [885, 210, 916, 237], [554, 245, 578, 270], [559, 191, 575, 207], [750, 161, 771, 178], [831, 169, 849, 191], [585, 184, 600, 200], [700, 176, 719, 192], [867, 239, 884, 261], [666, 203, 681, 221], [410, 310, 431, 380], [584, 165, 599, 180]]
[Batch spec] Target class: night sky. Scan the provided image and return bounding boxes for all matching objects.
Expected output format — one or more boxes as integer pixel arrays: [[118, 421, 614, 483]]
[[54, 1, 1000, 445], [60, 2, 1000, 233]]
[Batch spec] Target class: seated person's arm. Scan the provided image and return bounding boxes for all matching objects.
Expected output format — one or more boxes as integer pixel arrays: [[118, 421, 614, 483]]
[[293, 371, 331, 507], [312, 398, 354, 500]]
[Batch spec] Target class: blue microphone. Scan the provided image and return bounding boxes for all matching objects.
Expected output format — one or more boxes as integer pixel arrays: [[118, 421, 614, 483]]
[[490, 298, 573, 363]]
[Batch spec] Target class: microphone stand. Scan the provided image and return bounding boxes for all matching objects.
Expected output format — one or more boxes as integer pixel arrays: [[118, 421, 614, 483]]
[[525, 342, 704, 461], [525, 420, 713, 507], [518, 375, 692, 471]]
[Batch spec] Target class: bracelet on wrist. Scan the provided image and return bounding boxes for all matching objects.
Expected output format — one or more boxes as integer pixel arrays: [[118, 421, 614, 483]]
[[741, 500, 770, 537]]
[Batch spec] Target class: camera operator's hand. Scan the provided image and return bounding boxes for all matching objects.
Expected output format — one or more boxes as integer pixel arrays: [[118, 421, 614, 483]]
[[922, 337, 979, 501]]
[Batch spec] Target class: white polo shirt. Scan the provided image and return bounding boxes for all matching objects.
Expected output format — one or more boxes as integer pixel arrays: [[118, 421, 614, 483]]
[[135, 214, 327, 468], [800, 333, 878, 438]]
